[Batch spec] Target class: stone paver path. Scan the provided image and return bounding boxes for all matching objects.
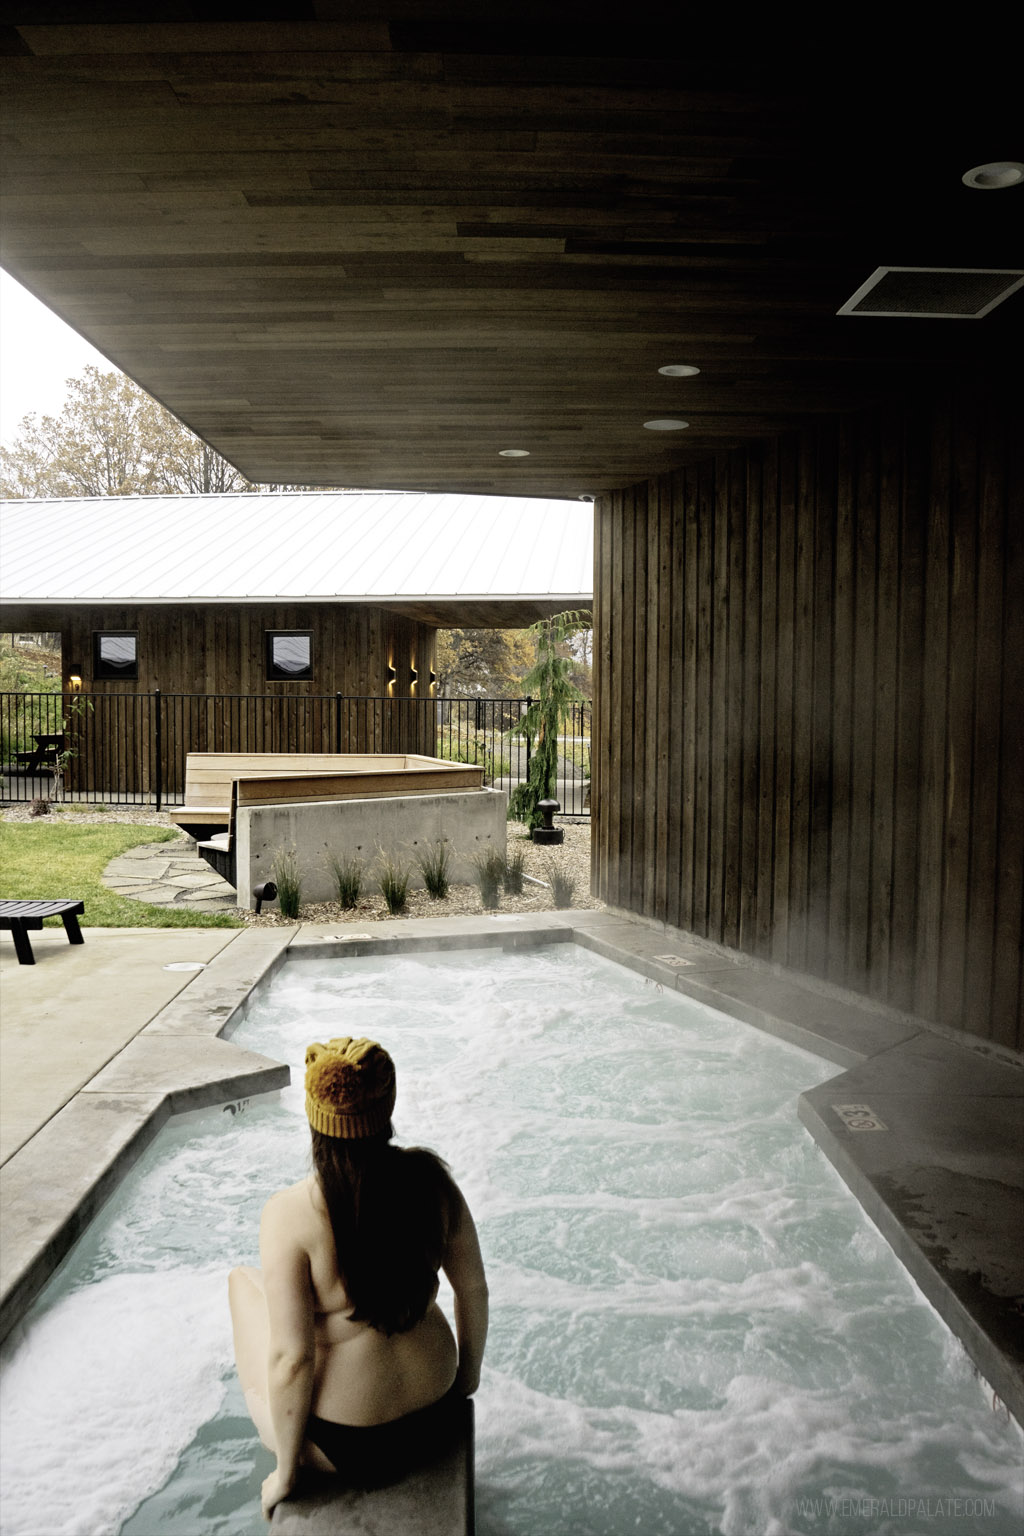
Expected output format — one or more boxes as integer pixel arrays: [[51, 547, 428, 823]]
[[102, 840, 238, 911]]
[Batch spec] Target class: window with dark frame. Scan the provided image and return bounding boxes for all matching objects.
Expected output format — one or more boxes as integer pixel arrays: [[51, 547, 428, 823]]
[[266, 630, 314, 681], [93, 631, 138, 681]]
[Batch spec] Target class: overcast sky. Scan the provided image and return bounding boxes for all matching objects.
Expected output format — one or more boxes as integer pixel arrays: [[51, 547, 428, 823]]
[[0, 268, 114, 447]]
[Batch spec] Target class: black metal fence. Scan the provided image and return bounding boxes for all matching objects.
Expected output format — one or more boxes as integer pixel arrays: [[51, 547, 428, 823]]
[[0, 692, 591, 816]]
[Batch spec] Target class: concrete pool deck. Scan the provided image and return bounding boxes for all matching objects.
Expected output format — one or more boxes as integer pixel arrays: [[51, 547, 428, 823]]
[[1, 909, 1021, 1432]]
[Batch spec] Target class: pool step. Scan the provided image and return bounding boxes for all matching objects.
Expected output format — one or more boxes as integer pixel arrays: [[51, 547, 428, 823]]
[[271, 1398, 474, 1535]]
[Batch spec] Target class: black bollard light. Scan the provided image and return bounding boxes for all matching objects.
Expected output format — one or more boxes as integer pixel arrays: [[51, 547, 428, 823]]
[[532, 798, 564, 845], [253, 880, 278, 915]]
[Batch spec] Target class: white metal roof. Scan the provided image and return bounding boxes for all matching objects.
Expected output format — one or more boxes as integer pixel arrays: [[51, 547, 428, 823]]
[[0, 490, 593, 605]]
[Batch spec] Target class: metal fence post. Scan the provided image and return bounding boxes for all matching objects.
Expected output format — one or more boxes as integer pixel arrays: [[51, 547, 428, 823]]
[[335, 692, 343, 753], [524, 696, 532, 779], [154, 690, 163, 809]]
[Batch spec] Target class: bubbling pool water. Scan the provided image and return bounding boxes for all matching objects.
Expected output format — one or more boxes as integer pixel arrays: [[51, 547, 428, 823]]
[[1, 947, 1021, 1535]]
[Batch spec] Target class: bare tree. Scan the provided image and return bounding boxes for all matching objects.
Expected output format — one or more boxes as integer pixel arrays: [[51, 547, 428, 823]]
[[1, 365, 254, 498]]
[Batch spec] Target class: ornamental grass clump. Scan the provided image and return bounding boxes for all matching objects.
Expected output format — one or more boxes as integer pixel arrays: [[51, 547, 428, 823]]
[[473, 847, 505, 910], [272, 849, 303, 919], [416, 840, 452, 900], [326, 850, 363, 909], [503, 845, 527, 896], [546, 861, 576, 910], [376, 850, 412, 916]]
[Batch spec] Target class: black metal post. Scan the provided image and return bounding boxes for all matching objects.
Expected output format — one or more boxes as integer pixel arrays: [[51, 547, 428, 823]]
[[154, 690, 163, 809]]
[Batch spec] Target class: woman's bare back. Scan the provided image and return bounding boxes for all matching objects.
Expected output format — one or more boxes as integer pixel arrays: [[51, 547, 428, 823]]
[[287, 1176, 458, 1425]]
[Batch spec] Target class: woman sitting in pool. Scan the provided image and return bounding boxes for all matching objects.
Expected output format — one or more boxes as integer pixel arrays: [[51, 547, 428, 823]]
[[228, 1035, 489, 1520]]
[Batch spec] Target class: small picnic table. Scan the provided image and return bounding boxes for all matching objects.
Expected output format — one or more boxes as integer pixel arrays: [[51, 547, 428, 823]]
[[0, 899, 85, 965], [15, 733, 65, 774]]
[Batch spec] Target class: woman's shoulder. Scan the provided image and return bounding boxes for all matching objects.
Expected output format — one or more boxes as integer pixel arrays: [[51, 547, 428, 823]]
[[261, 1176, 318, 1227]]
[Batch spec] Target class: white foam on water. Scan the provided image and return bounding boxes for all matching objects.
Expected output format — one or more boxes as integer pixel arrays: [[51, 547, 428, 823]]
[[474, 1365, 1023, 1535], [3, 946, 1022, 1535], [0, 1268, 232, 1536]]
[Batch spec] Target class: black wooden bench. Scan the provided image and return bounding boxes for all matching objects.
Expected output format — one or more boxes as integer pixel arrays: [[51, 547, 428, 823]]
[[0, 899, 85, 965]]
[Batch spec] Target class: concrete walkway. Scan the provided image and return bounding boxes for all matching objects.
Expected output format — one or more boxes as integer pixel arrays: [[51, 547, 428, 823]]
[[101, 837, 238, 910], [0, 926, 239, 1163], [0, 922, 296, 1341]]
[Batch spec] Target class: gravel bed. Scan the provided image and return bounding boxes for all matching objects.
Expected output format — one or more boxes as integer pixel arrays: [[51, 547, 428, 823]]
[[239, 820, 597, 927], [0, 803, 179, 826]]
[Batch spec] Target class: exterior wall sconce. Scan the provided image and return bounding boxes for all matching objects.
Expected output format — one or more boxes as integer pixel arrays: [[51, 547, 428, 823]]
[[429, 670, 437, 687], [68, 665, 83, 692], [410, 667, 418, 684], [386, 665, 397, 685]]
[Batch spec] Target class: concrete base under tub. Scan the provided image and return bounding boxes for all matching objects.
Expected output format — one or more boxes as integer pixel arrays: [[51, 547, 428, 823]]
[[235, 787, 508, 909]]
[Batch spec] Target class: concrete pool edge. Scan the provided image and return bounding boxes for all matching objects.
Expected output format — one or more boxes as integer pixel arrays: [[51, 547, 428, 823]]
[[2, 910, 1021, 1436]]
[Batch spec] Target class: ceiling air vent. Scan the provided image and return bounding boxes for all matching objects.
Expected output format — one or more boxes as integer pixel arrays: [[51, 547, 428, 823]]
[[838, 267, 1024, 319]]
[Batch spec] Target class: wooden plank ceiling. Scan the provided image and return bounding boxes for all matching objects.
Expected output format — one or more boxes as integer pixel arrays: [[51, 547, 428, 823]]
[[1, 9, 1020, 498]]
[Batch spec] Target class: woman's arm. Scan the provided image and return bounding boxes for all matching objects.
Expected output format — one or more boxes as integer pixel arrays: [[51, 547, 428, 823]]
[[443, 1189, 489, 1395], [259, 1191, 316, 1517]]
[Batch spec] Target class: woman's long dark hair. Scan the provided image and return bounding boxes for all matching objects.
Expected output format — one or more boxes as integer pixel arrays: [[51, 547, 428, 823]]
[[311, 1127, 459, 1336]]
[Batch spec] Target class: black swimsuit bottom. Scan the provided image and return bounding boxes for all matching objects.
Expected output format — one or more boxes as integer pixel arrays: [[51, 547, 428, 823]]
[[305, 1384, 464, 1488]]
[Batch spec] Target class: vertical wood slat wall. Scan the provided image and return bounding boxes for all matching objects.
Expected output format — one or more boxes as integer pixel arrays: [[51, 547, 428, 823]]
[[593, 389, 1022, 1052]]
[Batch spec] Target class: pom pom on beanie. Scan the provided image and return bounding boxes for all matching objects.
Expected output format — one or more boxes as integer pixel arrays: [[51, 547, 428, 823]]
[[304, 1036, 396, 1139]]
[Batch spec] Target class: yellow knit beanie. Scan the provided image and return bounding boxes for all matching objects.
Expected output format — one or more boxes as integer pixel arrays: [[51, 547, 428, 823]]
[[304, 1036, 396, 1139]]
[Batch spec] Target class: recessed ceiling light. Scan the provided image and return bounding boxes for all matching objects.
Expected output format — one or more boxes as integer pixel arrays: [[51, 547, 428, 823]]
[[644, 418, 690, 431], [498, 448, 530, 457], [962, 161, 1024, 190], [657, 364, 701, 377]]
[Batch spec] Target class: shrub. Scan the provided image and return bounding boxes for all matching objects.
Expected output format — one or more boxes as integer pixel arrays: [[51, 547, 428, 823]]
[[546, 861, 576, 910], [376, 850, 412, 915], [272, 849, 302, 919], [507, 609, 588, 828], [29, 797, 51, 817], [473, 847, 505, 910], [416, 840, 452, 900], [327, 850, 362, 909], [436, 730, 510, 783], [503, 845, 527, 895], [0, 639, 62, 766], [563, 741, 591, 778]]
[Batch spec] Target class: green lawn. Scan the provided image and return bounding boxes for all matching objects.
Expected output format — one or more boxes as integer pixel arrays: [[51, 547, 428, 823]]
[[0, 821, 243, 928]]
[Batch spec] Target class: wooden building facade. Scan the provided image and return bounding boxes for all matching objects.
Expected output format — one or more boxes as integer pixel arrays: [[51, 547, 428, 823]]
[[54, 601, 435, 705], [592, 385, 1022, 1053], [1, 490, 594, 794], [0, 602, 438, 794]]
